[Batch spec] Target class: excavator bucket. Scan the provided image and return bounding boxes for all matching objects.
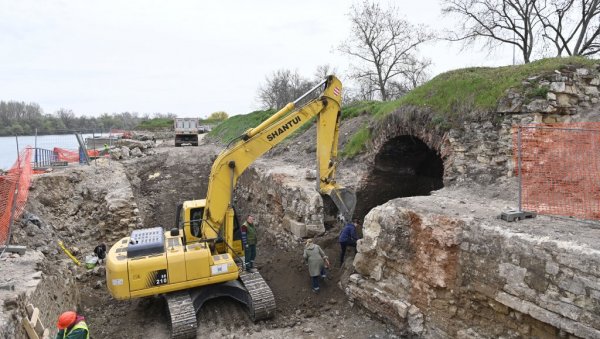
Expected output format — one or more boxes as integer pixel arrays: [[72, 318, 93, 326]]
[[326, 187, 357, 222]]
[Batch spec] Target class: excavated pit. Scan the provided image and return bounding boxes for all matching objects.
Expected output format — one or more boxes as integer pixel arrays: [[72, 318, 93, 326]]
[[6, 66, 600, 339], [355, 135, 444, 220], [1, 142, 398, 339]]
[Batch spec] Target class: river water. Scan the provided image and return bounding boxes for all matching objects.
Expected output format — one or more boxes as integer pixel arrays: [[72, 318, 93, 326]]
[[0, 134, 106, 170]]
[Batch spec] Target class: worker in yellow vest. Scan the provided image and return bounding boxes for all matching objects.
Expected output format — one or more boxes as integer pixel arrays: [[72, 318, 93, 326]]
[[56, 311, 89, 339]]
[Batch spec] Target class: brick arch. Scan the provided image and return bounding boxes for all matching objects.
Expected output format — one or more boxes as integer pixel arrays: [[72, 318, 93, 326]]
[[354, 107, 449, 220]]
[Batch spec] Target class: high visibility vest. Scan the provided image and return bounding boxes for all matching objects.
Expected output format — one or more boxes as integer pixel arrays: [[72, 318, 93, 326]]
[[62, 321, 89, 339]]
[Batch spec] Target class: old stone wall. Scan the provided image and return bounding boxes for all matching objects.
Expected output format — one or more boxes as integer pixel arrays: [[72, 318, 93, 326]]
[[1, 161, 141, 339], [234, 160, 328, 244], [445, 65, 600, 187], [347, 191, 600, 338]]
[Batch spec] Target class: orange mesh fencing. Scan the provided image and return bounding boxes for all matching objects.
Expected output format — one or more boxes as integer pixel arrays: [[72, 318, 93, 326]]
[[513, 122, 600, 220], [0, 148, 33, 245], [53, 147, 100, 163], [53, 147, 80, 162], [111, 129, 133, 139]]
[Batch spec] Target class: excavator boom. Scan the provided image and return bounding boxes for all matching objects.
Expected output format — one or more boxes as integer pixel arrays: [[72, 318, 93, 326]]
[[193, 75, 355, 244], [106, 75, 355, 339]]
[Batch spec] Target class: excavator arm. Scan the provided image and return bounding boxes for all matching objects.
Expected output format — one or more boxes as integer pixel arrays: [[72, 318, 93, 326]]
[[194, 75, 355, 244], [106, 76, 355, 337]]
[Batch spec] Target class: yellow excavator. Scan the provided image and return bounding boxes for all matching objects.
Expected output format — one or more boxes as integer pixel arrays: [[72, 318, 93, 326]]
[[105, 75, 356, 338]]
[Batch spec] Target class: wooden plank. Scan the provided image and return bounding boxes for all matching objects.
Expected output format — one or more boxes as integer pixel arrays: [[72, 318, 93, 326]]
[[0, 245, 26, 255], [22, 318, 40, 339]]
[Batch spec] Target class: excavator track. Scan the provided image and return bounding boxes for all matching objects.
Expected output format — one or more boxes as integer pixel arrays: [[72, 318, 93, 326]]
[[165, 291, 198, 339], [239, 271, 276, 321]]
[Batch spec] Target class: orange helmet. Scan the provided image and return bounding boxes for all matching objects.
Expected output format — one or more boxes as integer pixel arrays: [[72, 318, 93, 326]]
[[57, 311, 77, 329]]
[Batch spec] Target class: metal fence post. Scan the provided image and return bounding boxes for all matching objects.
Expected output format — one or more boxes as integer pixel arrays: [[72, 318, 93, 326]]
[[34, 128, 38, 168]]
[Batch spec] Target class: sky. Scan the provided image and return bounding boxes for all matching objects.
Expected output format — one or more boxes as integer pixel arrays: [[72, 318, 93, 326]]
[[0, 0, 515, 118]]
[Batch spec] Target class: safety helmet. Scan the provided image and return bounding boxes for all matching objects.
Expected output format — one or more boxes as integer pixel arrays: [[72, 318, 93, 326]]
[[57, 311, 77, 329]]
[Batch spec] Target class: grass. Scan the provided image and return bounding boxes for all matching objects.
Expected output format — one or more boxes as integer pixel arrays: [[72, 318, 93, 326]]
[[388, 56, 595, 118], [341, 125, 370, 158], [136, 118, 173, 130], [208, 56, 597, 152], [207, 109, 275, 143]]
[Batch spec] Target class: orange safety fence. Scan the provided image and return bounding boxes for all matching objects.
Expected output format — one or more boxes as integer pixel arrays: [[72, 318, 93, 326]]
[[54, 147, 80, 162], [513, 122, 600, 220], [110, 129, 133, 139], [53, 147, 100, 162], [0, 147, 33, 245]]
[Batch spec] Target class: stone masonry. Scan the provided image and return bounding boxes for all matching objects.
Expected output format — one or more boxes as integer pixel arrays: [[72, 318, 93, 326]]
[[348, 190, 600, 338], [235, 160, 328, 244], [1, 161, 141, 339]]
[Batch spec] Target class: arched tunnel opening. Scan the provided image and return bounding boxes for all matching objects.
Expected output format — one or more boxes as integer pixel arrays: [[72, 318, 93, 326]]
[[354, 135, 444, 220]]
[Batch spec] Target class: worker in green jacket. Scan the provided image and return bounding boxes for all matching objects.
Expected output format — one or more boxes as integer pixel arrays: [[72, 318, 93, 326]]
[[241, 215, 257, 272], [56, 311, 89, 339]]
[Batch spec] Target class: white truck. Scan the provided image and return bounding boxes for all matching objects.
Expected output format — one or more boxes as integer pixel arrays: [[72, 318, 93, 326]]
[[174, 118, 199, 147]]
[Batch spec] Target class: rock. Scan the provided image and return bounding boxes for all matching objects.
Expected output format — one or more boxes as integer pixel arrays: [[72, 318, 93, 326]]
[[303, 327, 313, 333], [3, 295, 18, 309], [131, 147, 143, 157], [584, 86, 599, 96], [556, 93, 572, 107], [576, 68, 590, 76], [305, 169, 317, 180], [306, 223, 325, 237], [0, 284, 15, 291], [94, 280, 103, 289], [92, 266, 102, 276], [121, 146, 131, 158], [526, 99, 555, 113], [110, 148, 122, 160], [497, 94, 523, 113], [551, 82, 566, 92]]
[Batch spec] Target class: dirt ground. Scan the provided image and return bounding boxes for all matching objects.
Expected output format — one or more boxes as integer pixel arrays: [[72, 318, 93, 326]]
[[72, 136, 401, 338]]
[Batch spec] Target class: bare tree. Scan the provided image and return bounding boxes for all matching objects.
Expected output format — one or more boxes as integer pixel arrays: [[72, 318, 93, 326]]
[[535, 0, 600, 56], [55, 108, 77, 129], [443, 0, 544, 63], [338, 1, 433, 101], [313, 64, 339, 81], [257, 69, 314, 109]]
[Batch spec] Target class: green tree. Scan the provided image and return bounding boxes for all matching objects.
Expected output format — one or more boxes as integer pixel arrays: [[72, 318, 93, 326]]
[[208, 111, 229, 121]]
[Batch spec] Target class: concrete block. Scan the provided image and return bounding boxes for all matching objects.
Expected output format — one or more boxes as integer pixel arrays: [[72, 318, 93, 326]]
[[288, 219, 306, 238]]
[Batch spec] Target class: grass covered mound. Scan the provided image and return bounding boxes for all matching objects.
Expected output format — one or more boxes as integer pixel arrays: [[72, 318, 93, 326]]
[[207, 56, 597, 155]]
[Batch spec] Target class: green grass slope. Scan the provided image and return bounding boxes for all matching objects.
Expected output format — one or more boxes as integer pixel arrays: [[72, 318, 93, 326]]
[[208, 56, 597, 156]]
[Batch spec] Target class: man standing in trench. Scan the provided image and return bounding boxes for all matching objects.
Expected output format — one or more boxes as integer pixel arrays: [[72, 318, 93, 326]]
[[241, 215, 257, 272], [338, 218, 359, 267]]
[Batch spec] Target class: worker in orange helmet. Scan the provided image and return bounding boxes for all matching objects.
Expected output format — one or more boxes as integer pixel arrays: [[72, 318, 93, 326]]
[[55, 311, 89, 339]]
